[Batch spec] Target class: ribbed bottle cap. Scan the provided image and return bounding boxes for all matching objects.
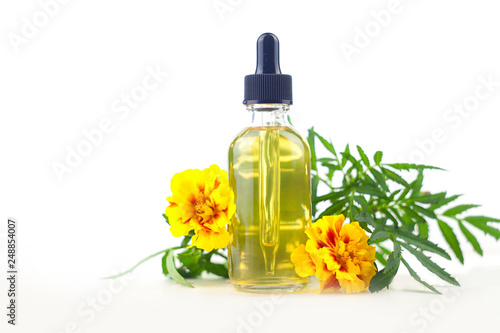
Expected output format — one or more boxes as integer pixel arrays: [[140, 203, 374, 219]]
[[243, 33, 293, 105]]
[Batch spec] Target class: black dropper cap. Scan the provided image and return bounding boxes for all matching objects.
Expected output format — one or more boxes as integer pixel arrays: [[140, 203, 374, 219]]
[[243, 33, 293, 105]]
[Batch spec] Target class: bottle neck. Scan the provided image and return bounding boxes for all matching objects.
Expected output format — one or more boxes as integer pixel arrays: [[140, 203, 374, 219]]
[[246, 104, 291, 127]]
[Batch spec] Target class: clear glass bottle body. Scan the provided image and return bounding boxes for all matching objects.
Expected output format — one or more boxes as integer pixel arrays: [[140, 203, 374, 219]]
[[228, 104, 311, 293]]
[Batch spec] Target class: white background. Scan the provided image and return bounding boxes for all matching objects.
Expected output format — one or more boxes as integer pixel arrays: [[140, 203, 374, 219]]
[[1, 0, 499, 332]]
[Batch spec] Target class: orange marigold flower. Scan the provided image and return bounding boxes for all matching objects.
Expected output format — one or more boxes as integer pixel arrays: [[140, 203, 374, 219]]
[[290, 214, 376, 293], [165, 165, 236, 252]]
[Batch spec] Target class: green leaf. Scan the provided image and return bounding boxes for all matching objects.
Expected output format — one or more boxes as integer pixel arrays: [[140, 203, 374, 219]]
[[388, 189, 402, 202], [323, 164, 340, 181], [161, 252, 169, 275], [466, 220, 500, 240], [181, 236, 191, 247], [398, 187, 411, 201], [401, 257, 441, 294], [356, 185, 387, 198], [412, 192, 447, 204], [377, 244, 392, 256], [347, 204, 360, 223], [380, 208, 397, 225], [378, 241, 401, 270], [418, 222, 429, 239], [344, 153, 362, 172], [401, 213, 416, 231], [178, 247, 206, 278], [385, 163, 445, 171], [205, 262, 229, 278], [464, 216, 500, 223], [401, 205, 426, 224], [458, 221, 483, 255], [410, 170, 424, 197], [316, 132, 337, 157], [307, 128, 317, 171], [177, 248, 202, 267], [393, 229, 451, 259], [317, 157, 335, 163], [317, 198, 348, 219], [430, 194, 462, 210], [176, 265, 203, 278], [400, 243, 460, 286], [412, 203, 437, 219], [313, 189, 349, 204], [370, 168, 389, 193], [163, 214, 170, 225], [370, 231, 390, 242], [388, 207, 405, 228], [354, 212, 377, 227], [166, 250, 194, 288], [370, 222, 387, 237], [357, 146, 370, 167], [361, 172, 377, 186], [378, 245, 392, 256], [381, 167, 410, 187], [369, 242, 401, 292], [353, 196, 373, 214], [311, 175, 320, 216], [437, 219, 464, 264], [341, 144, 350, 168], [374, 151, 383, 165], [443, 204, 480, 217], [375, 251, 387, 266]]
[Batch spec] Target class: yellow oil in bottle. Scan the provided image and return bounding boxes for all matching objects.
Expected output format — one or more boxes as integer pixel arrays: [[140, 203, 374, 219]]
[[228, 126, 311, 293]]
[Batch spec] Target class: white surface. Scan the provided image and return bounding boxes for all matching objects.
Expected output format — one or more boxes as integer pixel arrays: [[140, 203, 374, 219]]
[[2, 266, 500, 333], [1, 0, 500, 332]]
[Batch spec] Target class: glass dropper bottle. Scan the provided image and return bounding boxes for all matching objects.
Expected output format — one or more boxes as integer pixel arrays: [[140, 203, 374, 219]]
[[228, 33, 312, 293]]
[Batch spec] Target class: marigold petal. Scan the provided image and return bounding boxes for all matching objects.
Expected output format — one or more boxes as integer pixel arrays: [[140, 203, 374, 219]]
[[334, 215, 345, 233], [336, 267, 356, 281], [191, 227, 230, 252], [358, 260, 377, 287], [307, 215, 345, 250], [360, 243, 376, 262], [169, 217, 193, 237], [203, 165, 220, 196], [305, 238, 319, 254], [305, 218, 330, 250], [165, 203, 181, 220], [165, 200, 194, 235], [323, 214, 345, 230], [210, 188, 228, 211], [316, 247, 341, 272], [213, 213, 231, 229], [338, 274, 367, 294], [290, 245, 316, 277], [227, 201, 236, 220], [217, 168, 230, 186], [339, 222, 365, 244], [316, 274, 341, 293], [170, 169, 203, 204], [310, 250, 332, 281]]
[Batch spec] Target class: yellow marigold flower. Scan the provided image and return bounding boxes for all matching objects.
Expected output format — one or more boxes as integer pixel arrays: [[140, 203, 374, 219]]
[[165, 165, 236, 252], [290, 214, 376, 293]]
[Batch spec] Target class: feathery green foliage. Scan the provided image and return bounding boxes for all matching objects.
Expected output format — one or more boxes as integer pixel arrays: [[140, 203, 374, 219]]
[[308, 127, 499, 293]]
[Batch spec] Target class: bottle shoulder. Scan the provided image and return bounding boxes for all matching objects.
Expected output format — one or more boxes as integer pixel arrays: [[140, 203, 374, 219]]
[[229, 126, 310, 153]]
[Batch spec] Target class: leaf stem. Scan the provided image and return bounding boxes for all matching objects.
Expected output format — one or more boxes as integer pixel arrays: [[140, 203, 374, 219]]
[[102, 246, 183, 279], [214, 250, 228, 259]]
